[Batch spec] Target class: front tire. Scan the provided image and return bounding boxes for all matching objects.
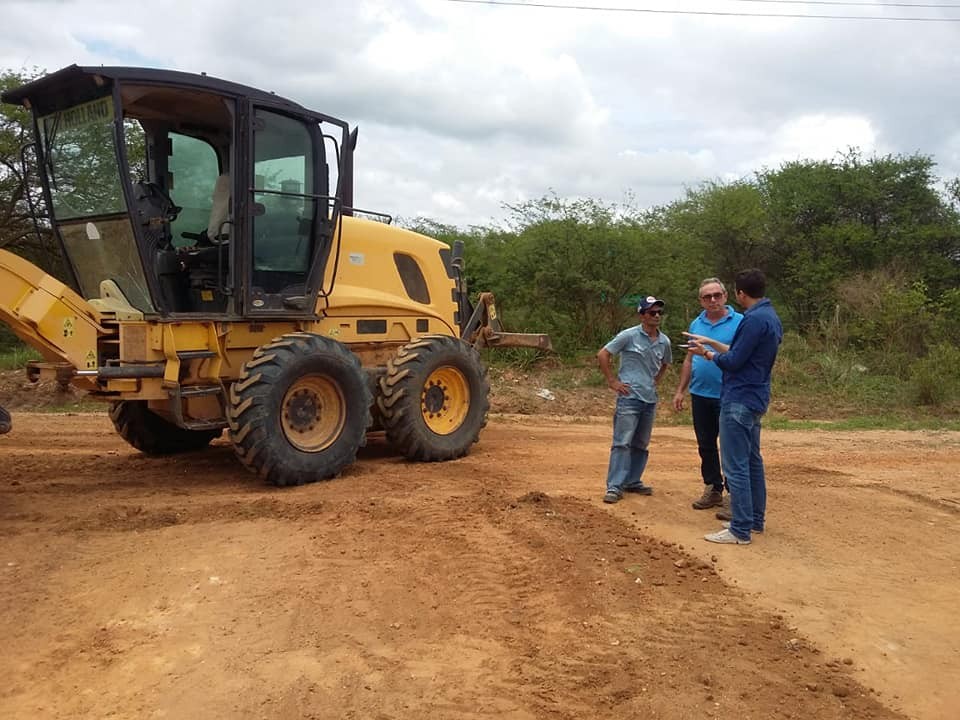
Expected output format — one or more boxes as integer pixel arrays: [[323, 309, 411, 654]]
[[227, 333, 371, 486], [377, 335, 489, 461], [109, 400, 221, 455]]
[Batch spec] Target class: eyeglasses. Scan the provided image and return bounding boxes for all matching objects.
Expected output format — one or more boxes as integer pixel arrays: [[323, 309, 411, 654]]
[[699, 292, 724, 301], [646, 309, 664, 316]]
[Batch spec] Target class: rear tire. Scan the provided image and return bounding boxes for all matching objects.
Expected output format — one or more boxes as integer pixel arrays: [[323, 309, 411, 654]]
[[377, 335, 489, 461], [227, 333, 371, 486], [109, 400, 221, 455]]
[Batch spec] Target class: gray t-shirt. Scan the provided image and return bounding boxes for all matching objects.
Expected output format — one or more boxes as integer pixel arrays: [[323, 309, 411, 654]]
[[604, 325, 672, 403]]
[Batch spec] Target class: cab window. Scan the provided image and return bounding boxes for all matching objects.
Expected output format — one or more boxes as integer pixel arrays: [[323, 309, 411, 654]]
[[252, 110, 316, 294], [168, 134, 221, 247]]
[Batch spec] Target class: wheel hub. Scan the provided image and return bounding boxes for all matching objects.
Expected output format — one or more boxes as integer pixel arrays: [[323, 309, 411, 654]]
[[280, 375, 346, 452], [285, 388, 320, 433], [423, 383, 447, 415], [420, 365, 470, 434]]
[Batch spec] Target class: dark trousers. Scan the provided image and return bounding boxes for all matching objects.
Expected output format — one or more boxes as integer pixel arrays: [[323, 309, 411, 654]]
[[691, 393, 723, 490]]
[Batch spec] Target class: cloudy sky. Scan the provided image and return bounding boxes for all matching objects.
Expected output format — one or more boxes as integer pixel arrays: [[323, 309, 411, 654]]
[[3, 0, 959, 226]]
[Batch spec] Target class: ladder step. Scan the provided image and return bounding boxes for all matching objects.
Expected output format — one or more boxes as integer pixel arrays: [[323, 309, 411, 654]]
[[170, 384, 228, 431], [167, 383, 227, 430], [180, 385, 224, 398], [183, 417, 228, 431]]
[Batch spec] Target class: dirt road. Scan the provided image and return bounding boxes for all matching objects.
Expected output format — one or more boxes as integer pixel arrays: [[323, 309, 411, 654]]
[[1, 413, 958, 719]]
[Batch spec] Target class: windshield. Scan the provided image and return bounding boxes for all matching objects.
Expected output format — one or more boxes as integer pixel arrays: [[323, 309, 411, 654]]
[[41, 96, 127, 219], [39, 96, 154, 311]]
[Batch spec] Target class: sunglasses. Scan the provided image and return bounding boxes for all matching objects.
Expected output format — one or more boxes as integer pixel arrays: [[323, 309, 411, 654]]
[[700, 292, 724, 301], [646, 309, 664, 316]]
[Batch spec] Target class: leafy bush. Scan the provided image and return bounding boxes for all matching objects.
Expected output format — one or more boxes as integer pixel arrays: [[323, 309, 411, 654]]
[[0, 343, 41, 370], [0, 324, 21, 353], [909, 343, 960, 406]]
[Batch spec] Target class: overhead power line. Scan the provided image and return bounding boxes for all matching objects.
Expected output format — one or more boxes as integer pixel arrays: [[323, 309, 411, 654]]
[[444, 0, 960, 21], [731, 0, 960, 7]]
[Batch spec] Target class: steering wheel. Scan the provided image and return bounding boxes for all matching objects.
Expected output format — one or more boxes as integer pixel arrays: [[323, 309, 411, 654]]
[[133, 181, 182, 224]]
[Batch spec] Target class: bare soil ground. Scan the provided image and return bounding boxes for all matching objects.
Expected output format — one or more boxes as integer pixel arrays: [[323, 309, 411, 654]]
[[1, 374, 959, 719]]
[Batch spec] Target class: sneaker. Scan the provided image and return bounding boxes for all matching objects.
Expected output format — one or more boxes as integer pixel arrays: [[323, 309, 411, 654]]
[[715, 495, 731, 521], [623, 484, 653, 496], [704, 528, 750, 545], [692, 486, 723, 509], [603, 490, 622, 504], [722, 521, 764, 534], [0, 407, 10, 435]]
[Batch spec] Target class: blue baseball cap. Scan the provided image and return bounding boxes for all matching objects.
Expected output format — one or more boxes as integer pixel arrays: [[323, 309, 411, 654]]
[[637, 295, 665, 313]]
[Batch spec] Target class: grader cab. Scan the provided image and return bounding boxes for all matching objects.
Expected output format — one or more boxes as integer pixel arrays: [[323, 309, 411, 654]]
[[0, 65, 550, 485]]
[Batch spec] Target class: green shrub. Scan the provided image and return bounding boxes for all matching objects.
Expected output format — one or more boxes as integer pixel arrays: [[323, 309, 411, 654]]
[[909, 343, 960, 406], [0, 343, 41, 370], [0, 324, 22, 353]]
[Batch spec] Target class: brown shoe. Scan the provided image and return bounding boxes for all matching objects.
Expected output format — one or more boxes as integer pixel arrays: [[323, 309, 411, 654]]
[[692, 486, 723, 510], [715, 495, 731, 521]]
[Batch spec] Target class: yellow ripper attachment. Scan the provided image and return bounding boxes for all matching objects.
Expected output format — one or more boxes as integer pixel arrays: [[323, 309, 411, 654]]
[[0, 248, 107, 375], [463, 292, 553, 352]]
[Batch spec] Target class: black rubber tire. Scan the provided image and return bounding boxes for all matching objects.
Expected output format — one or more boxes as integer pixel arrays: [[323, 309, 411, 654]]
[[377, 335, 489, 461], [109, 400, 222, 455], [227, 332, 371, 487]]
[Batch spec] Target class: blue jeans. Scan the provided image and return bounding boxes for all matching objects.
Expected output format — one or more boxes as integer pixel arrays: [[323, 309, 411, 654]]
[[605, 397, 657, 494], [719, 402, 766, 540]]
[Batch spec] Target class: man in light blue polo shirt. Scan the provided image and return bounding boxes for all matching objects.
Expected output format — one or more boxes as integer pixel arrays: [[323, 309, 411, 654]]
[[673, 278, 742, 513], [597, 295, 672, 504], [686, 269, 783, 545]]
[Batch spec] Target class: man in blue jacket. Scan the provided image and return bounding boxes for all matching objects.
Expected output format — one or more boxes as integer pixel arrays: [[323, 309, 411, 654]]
[[686, 269, 782, 545], [673, 278, 742, 512], [598, 295, 672, 504]]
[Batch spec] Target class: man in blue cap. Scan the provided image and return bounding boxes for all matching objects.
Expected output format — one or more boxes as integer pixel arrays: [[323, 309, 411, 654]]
[[597, 295, 672, 504]]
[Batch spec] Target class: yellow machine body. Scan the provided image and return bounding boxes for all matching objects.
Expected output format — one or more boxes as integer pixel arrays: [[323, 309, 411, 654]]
[[0, 64, 549, 485], [1, 215, 460, 418]]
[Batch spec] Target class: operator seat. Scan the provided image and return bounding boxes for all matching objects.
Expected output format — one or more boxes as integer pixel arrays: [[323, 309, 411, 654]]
[[207, 173, 231, 241], [174, 173, 232, 312]]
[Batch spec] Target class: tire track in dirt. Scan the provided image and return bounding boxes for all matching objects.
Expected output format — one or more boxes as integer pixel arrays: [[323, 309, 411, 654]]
[[380, 476, 903, 719], [0, 414, 922, 719]]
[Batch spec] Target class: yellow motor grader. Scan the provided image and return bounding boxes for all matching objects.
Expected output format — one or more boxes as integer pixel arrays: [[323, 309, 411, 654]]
[[0, 65, 549, 485]]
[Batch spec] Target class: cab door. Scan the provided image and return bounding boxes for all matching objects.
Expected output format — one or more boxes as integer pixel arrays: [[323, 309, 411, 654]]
[[244, 106, 329, 316]]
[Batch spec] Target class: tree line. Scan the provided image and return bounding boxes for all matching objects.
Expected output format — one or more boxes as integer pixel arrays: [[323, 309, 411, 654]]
[[2, 69, 959, 404], [407, 152, 960, 371]]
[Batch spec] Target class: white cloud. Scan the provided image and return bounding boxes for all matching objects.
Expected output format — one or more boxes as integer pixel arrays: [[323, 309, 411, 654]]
[[2, 0, 958, 225], [745, 114, 879, 174]]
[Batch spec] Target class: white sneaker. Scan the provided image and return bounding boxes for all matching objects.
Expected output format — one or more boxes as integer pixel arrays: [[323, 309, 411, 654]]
[[704, 528, 750, 545], [722, 521, 764, 534]]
